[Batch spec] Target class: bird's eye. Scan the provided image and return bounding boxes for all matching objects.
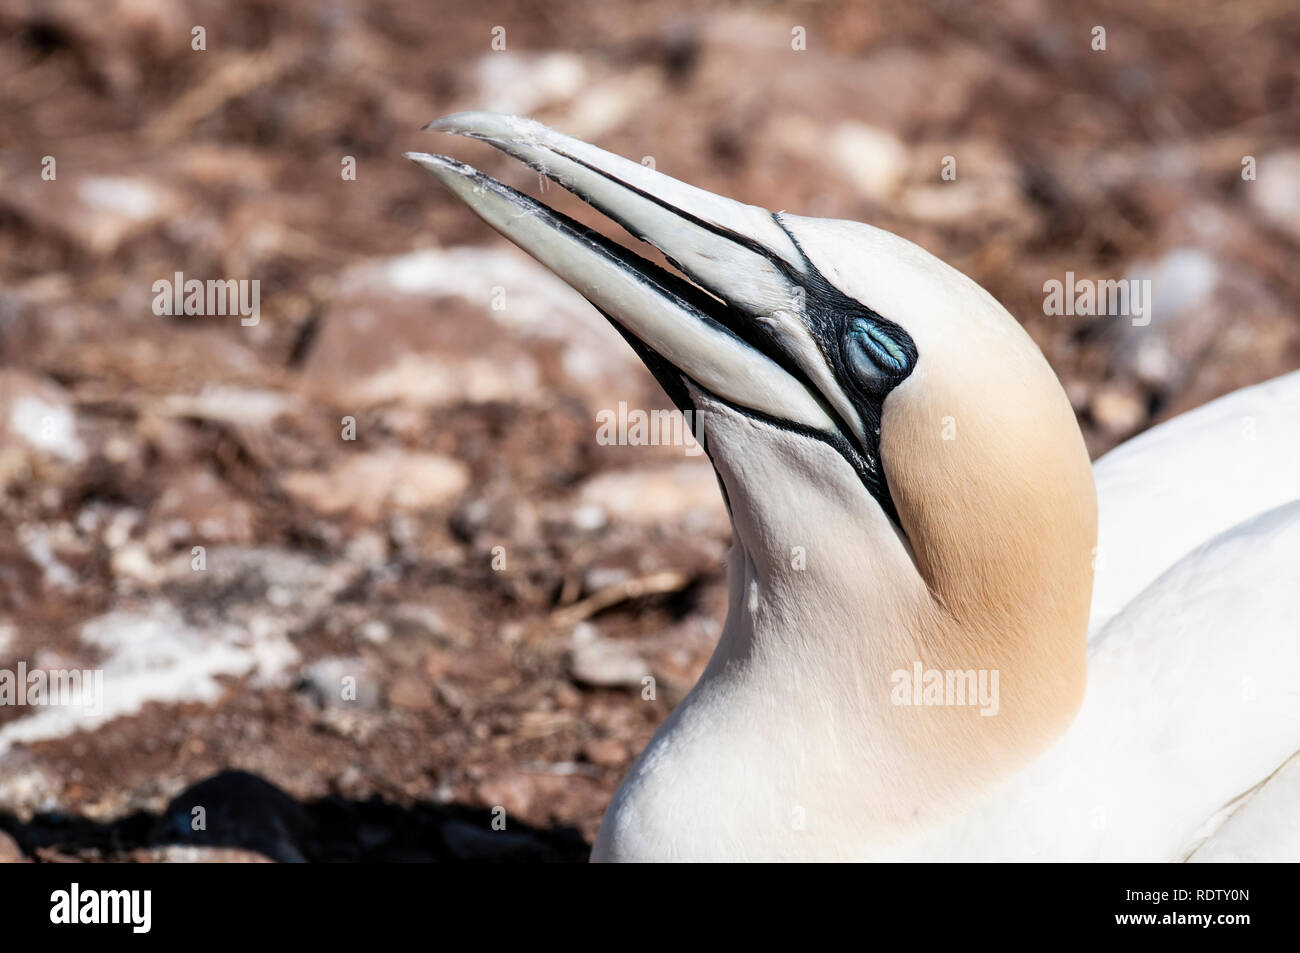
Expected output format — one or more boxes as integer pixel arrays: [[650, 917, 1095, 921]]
[[844, 318, 910, 393]]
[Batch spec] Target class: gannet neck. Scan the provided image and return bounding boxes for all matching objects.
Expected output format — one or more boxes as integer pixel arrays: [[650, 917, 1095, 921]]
[[592, 369, 1096, 861], [788, 213, 1099, 752]]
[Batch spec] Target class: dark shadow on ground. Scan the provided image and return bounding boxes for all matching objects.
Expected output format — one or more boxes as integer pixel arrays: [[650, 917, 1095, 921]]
[[0, 770, 590, 862]]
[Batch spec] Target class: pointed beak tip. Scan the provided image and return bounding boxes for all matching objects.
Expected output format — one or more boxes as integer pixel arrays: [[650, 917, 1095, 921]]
[[403, 150, 441, 170], [404, 151, 478, 187], [422, 111, 488, 134], [404, 150, 448, 167], [422, 111, 544, 144]]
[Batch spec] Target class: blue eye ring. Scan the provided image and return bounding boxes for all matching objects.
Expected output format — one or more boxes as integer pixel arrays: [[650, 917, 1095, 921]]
[[844, 318, 910, 387]]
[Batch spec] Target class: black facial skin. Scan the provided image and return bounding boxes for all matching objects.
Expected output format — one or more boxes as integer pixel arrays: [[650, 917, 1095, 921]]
[[429, 149, 918, 529], [768, 217, 918, 524], [604, 193, 920, 528], [616, 211, 918, 531]]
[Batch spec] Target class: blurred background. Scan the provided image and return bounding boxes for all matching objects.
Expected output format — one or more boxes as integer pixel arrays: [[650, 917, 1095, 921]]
[[0, 0, 1297, 861]]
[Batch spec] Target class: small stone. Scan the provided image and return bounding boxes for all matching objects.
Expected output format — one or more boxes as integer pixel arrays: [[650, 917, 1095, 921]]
[[4, 172, 183, 256], [583, 565, 633, 592], [1064, 380, 1091, 414], [582, 738, 628, 767], [570, 504, 608, 533], [344, 531, 389, 566], [577, 463, 725, 531], [356, 619, 391, 645], [393, 604, 448, 641], [1248, 150, 1300, 241], [0, 372, 88, 478], [1132, 247, 1219, 327], [110, 543, 163, 586], [1090, 385, 1147, 437], [828, 121, 909, 202], [476, 774, 535, 817], [569, 625, 651, 689], [298, 657, 381, 710], [160, 388, 294, 428], [282, 451, 470, 520], [386, 674, 433, 712]]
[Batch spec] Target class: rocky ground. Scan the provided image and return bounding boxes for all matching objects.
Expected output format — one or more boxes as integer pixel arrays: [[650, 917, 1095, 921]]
[[0, 0, 1297, 861]]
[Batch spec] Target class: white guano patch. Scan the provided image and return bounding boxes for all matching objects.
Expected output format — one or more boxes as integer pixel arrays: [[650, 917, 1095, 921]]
[[0, 602, 299, 755]]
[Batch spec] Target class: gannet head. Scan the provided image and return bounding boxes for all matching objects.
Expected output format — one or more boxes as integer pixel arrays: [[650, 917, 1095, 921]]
[[408, 114, 1099, 855]]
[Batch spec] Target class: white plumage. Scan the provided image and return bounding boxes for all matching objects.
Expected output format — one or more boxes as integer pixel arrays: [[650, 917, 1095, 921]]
[[1090, 369, 1300, 634]]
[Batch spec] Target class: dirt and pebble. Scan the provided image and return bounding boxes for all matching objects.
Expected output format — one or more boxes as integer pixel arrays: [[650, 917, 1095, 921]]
[[0, 0, 1296, 860]]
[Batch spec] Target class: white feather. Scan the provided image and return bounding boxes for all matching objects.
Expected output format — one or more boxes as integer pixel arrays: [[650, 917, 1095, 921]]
[[1091, 369, 1300, 635]]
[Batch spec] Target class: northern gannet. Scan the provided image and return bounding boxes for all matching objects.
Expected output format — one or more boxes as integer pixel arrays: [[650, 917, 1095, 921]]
[[407, 113, 1300, 862]]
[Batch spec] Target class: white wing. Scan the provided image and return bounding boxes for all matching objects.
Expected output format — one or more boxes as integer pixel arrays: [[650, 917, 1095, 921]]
[[1090, 369, 1300, 636], [882, 498, 1300, 861], [1186, 750, 1300, 862]]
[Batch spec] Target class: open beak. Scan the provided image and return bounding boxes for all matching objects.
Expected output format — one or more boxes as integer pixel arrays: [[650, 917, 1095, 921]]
[[405, 112, 866, 444]]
